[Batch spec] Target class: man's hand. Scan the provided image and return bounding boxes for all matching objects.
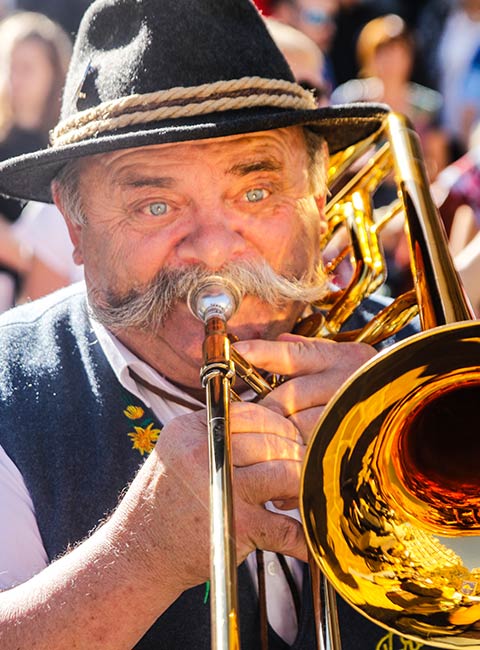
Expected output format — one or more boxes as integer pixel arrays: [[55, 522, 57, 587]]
[[133, 334, 374, 594], [234, 333, 376, 443], [126, 400, 307, 593]]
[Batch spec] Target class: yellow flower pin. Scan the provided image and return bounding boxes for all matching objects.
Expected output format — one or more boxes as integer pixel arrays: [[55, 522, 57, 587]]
[[124, 405, 145, 419], [128, 422, 161, 455]]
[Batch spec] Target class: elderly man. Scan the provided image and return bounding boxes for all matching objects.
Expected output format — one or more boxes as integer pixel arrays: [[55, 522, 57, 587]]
[[0, 1, 431, 649]]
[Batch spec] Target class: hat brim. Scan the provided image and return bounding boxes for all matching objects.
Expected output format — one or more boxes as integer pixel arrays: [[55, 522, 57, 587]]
[[0, 103, 389, 204]]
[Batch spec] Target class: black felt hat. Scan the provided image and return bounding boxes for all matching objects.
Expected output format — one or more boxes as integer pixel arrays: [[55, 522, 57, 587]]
[[0, 0, 388, 203]]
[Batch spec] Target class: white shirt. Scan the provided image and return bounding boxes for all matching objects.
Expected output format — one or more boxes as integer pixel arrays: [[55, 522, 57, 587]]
[[0, 202, 84, 316], [0, 315, 302, 644], [12, 202, 84, 283]]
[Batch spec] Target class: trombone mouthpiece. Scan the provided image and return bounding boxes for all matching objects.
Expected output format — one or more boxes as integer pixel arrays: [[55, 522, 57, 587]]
[[187, 277, 241, 323]]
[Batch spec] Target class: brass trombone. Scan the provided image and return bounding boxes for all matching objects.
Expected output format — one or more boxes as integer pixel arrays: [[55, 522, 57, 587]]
[[302, 113, 480, 649], [191, 110, 480, 649]]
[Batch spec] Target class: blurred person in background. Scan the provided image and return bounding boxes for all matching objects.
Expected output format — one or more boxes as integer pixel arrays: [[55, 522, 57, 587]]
[[294, 0, 339, 52], [330, 0, 407, 86], [0, 11, 71, 309], [0, 11, 71, 214], [0, 217, 32, 311], [433, 120, 480, 239], [454, 240, 480, 315], [266, 17, 356, 290], [431, 120, 480, 314], [265, 17, 330, 106], [452, 227, 480, 316], [459, 41, 480, 147], [331, 14, 448, 297], [415, 0, 453, 104], [262, 0, 339, 91], [17, 203, 83, 300], [331, 14, 447, 181], [267, 0, 299, 25], [16, 0, 92, 36], [425, 0, 480, 156], [0, 203, 82, 310], [292, 0, 339, 90], [0, 0, 15, 18]]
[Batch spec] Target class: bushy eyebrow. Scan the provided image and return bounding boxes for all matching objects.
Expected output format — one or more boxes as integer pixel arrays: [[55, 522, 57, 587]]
[[120, 176, 176, 189], [226, 159, 282, 176], [118, 159, 282, 187]]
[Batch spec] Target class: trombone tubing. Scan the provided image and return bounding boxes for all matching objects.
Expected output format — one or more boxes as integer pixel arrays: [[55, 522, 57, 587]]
[[386, 112, 474, 327], [201, 313, 240, 650]]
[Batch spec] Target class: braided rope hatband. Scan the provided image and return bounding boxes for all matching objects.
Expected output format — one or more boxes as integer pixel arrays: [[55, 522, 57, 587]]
[[50, 76, 318, 147]]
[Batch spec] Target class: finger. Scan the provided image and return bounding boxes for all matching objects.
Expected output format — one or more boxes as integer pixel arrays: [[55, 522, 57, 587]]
[[260, 366, 358, 417], [234, 334, 374, 378], [237, 508, 307, 563], [230, 401, 300, 442], [271, 498, 299, 510], [232, 432, 305, 467], [288, 406, 325, 445], [235, 459, 302, 507]]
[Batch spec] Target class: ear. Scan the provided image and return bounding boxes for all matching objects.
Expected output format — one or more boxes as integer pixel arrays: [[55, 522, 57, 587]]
[[51, 181, 85, 266], [314, 193, 326, 213], [313, 191, 328, 240], [312, 138, 329, 217]]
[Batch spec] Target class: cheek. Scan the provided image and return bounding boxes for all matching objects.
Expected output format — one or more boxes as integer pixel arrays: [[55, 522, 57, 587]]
[[248, 210, 295, 262], [247, 203, 314, 272], [286, 202, 324, 273], [81, 218, 183, 292], [79, 225, 129, 291], [297, 199, 324, 250]]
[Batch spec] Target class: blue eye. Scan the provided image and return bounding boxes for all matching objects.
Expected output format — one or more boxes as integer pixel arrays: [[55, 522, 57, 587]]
[[149, 201, 168, 216], [245, 188, 269, 203]]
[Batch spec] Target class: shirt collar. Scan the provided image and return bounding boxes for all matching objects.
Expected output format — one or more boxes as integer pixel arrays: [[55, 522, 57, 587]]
[[90, 316, 204, 409]]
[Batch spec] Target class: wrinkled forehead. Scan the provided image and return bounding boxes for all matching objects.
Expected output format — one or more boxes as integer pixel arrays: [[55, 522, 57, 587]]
[[77, 126, 310, 175]]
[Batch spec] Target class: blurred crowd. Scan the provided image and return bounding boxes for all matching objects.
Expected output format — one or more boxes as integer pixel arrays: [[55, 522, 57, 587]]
[[0, 0, 479, 315]]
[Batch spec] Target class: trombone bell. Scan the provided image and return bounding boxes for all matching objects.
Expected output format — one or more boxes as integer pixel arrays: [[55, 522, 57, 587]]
[[301, 320, 480, 648]]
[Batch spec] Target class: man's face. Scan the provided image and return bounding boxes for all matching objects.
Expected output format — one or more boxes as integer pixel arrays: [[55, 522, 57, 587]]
[[62, 127, 326, 386]]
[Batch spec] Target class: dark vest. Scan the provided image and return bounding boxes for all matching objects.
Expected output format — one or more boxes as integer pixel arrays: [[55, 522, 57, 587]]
[[0, 284, 432, 650]]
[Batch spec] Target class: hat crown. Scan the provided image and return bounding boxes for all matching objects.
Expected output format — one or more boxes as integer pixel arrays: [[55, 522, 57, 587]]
[[62, 0, 295, 118], [0, 0, 388, 206]]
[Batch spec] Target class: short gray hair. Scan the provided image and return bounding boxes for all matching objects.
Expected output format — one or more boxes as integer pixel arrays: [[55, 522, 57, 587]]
[[302, 127, 329, 195], [52, 160, 86, 225]]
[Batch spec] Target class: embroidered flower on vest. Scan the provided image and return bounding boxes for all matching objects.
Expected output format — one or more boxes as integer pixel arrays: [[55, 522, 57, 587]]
[[122, 396, 162, 456], [124, 405, 145, 419], [127, 421, 161, 456]]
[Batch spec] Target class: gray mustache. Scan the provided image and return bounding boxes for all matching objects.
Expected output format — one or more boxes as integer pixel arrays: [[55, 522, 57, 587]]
[[88, 258, 327, 332]]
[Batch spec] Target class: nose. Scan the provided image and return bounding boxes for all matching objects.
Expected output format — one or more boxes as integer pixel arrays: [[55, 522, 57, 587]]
[[176, 216, 247, 269]]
